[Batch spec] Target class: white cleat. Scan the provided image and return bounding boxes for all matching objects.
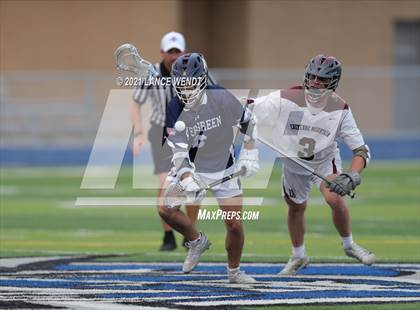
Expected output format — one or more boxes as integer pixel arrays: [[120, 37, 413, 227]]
[[228, 269, 257, 284], [344, 243, 376, 265], [278, 256, 310, 276], [182, 232, 211, 273]]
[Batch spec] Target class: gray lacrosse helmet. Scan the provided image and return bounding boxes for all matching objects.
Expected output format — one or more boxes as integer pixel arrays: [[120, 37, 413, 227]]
[[303, 54, 342, 105], [171, 53, 208, 109]]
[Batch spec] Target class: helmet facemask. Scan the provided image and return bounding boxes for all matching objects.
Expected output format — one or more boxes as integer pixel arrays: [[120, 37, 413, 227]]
[[171, 53, 209, 109], [304, 73, 336, 112], [174, 75, 207, 109]]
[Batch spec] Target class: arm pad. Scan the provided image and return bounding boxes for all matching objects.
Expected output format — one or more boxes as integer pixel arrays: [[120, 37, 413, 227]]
[[352, 144, 371, 168]]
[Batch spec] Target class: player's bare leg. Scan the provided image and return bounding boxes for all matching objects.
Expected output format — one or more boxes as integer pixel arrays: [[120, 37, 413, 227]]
[[182, 204, 201, 248], [157, 173, 177, 250], [160, 201, 209, 273], [186, 204, 200, 228], [320, 176, 352, 238], [279, 196, 309, 276], [320, 176, 376, 265], [218, 195, 244, 269], [157, 173, 173, 231], [158, 181, 210, 273], [285, 196, 307, 248], [218, 195, 256, 283], [158, 180, 200, 241]]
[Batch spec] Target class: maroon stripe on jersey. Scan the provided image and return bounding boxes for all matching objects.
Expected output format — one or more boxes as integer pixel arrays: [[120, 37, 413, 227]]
[[332, 159, 337, 174], [281, 85, 349, 112], [324, 93, 348, 112], [282, 183, 290, 200], [280, 86, 305, 107], [289, 85, 304, 90]]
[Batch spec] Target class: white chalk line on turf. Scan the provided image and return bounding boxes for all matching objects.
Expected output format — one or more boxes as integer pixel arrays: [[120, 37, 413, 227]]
[[0, 186, 18, 195], [74, 197, 264, 206], [69, 197, 347, 208], [0, 256, 83, 268]]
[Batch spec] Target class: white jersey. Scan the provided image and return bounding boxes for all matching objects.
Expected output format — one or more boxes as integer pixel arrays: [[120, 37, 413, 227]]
[[253, 86, 365, 175]]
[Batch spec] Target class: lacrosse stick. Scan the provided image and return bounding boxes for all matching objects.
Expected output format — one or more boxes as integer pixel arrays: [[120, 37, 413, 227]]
[[163, 167, 247, 209], [115, 43, 159, 78], [257, 137, 355, 198]]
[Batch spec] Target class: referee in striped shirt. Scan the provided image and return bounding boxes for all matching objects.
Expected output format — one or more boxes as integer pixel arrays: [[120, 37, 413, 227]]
[[130, 32, 215, 251]]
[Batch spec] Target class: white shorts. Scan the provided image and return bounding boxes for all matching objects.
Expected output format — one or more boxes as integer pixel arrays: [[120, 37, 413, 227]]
[[282, 154, 343, 204], [166, 167, 242, 200]]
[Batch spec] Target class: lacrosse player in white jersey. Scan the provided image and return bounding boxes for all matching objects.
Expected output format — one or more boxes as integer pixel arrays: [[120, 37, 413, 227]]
[[252, 54, 376, 275]]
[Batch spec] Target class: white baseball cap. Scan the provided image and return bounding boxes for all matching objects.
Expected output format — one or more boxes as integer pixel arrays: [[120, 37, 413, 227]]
[[161, 32, 186, 53]]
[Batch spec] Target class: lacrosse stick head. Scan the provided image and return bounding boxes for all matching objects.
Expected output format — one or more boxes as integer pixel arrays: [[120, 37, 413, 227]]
[[114, 43, 158, 78]]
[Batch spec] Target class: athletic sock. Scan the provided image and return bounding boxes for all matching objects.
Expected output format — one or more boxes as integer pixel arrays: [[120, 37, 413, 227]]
[[187, 233, 202, 246], [228, 266, 240, 275], [163, 230, 175, 243], [342, 234, 354, 249], [292, 244, 306, 258]]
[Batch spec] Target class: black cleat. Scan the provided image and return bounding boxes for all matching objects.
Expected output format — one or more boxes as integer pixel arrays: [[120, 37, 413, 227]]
[[159, 230, 177, 251]]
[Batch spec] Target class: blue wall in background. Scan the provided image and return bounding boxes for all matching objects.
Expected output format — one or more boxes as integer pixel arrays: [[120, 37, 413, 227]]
[[1, 137, 419, 166]]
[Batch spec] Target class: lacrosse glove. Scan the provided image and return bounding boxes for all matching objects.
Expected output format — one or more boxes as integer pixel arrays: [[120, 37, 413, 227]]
[[328, 172, 361, 196], [180, 176, 205, 204], [236, 149, 260, 178]]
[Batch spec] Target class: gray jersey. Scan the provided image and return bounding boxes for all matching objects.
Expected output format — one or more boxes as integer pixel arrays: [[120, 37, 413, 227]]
[[166, 86, 247, 173]]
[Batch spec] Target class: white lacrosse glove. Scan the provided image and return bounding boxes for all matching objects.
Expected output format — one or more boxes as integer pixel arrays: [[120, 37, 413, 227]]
[[236, 149, 260, 178], [180, 176, 204, 204]]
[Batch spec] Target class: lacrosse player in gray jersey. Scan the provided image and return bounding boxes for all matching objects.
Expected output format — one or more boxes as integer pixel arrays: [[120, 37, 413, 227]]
[[159, 53, 259, 284], [131, 32, 216, 251]]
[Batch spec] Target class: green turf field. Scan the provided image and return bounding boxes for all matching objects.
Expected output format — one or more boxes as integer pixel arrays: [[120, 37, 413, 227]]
[[1, 161, 419, 309], [1, 161, 419, 262]]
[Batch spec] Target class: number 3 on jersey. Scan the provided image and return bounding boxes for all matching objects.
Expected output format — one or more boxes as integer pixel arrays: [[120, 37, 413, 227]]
[[284, 111, 316, 160], [298, 137, 315, 160]]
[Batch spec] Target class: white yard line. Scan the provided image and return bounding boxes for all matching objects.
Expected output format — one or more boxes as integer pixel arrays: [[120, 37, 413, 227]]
[[0, 256, 80, 268], [74, 197, 264, 206], [0, 186, 18, 195]]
